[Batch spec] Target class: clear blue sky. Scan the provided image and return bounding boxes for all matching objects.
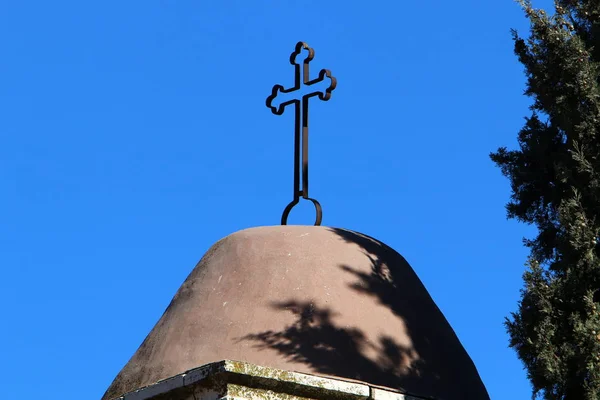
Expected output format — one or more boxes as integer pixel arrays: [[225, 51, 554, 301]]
[[0, 1, 556, 399]]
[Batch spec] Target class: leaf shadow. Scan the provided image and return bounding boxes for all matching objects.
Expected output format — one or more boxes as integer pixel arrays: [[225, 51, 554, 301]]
[[239, 228, 490, 400]]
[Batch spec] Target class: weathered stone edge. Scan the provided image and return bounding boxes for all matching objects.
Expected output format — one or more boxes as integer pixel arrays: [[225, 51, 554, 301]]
[[109, 360, 432, 400]]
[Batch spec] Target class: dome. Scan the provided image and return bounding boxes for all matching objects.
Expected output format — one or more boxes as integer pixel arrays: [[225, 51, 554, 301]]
[[103, 226, 489, 400]]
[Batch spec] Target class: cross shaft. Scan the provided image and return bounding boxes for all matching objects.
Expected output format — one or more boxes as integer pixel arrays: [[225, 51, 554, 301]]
[[266, 41, 337, 226]]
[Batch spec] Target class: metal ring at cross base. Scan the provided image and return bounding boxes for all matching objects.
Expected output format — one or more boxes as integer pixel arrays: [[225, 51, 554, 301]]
[[281, 198, 323, 226]]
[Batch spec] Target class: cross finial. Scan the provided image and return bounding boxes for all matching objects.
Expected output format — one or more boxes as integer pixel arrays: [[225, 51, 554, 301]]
[[266, 41, 337, 226]]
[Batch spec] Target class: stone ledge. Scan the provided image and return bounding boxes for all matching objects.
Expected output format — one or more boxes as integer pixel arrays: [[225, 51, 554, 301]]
[[108, 360, 435, 400]]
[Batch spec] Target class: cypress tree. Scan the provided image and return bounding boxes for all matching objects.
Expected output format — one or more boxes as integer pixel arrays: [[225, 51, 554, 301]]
[[491, 1, 600, 398]]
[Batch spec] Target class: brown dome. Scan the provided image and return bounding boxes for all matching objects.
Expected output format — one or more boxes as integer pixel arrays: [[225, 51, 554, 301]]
[[103, 226, 489, 400]]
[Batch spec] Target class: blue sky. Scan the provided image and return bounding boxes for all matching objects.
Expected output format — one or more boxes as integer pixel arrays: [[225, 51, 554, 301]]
[[0, 1, 557, 399]]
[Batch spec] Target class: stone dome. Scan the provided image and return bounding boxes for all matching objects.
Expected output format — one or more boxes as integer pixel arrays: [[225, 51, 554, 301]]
[[103, 226, 489, 400]]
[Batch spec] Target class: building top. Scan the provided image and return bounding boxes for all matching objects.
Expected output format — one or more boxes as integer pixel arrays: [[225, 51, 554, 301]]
[[103, 226, 489, 400], [110, 359, 433, 400]]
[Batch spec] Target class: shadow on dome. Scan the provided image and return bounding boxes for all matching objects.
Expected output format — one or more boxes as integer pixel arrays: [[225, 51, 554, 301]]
[[239, 228, 489, 400]]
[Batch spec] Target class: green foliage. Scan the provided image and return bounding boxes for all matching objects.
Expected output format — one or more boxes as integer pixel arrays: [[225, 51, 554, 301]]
[[491, 0, 600, 398]]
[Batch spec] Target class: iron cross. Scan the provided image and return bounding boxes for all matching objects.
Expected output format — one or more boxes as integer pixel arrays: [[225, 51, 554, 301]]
[[266, 41, 337, 226]]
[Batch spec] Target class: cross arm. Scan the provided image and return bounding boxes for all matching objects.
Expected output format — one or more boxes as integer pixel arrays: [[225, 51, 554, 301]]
[[266, 84, 299, 115]]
